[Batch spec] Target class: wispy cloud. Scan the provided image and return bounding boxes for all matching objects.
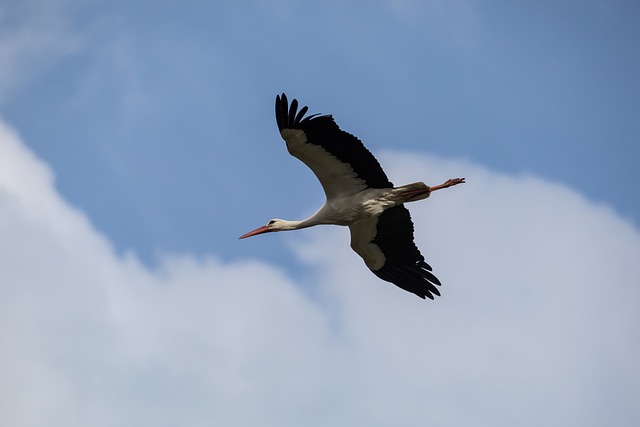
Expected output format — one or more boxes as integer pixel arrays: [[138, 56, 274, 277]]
[[0, 0, 81, 102], [1, 120, 639, 426]]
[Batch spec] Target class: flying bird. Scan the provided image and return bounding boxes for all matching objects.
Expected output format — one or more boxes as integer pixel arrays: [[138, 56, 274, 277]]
[[240, 94, 464, 299]]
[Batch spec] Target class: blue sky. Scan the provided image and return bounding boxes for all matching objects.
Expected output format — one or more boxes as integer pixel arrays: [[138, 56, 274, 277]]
[[1, 1, 640, 426], [2, 0, 639, 264]]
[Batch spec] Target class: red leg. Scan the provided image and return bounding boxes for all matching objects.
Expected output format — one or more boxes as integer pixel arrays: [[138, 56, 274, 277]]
[[429, 177, 465, 192]]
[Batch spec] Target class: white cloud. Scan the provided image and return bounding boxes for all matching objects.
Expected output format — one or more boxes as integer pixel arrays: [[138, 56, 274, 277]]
[[1, 119, 639, 426]]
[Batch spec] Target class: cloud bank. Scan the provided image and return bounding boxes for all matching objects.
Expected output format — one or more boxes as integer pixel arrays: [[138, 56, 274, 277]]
[[1, 120, 638, 426]]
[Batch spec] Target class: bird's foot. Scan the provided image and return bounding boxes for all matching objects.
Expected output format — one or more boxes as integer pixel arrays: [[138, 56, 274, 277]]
[[429, 177, 465, 192]]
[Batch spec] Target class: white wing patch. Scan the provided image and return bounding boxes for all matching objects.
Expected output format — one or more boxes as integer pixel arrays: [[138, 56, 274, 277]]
[[349, 217, 385, 271], [281, 129, 368, 198], [280, 128, 306, 146]]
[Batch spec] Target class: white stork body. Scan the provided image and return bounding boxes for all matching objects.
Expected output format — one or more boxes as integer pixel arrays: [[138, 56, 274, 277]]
[[240, 94, 464, 299]]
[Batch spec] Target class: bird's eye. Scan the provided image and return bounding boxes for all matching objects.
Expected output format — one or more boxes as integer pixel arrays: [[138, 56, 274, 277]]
[[268, 220, 276, 225]]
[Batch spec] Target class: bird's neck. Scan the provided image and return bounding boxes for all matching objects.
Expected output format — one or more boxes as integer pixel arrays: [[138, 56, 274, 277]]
[[279, 219, 309, 231], [280, 216, 326, 231], [278, 205, 337, 231]]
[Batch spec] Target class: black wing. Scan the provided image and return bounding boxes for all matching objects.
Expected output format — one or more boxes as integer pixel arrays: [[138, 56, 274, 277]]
[[349, 205, 441, 299], [276, 93, 393, 198]]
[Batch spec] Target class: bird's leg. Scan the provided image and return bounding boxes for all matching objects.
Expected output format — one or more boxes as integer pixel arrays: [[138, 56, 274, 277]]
[[429, 177, 465, 192]]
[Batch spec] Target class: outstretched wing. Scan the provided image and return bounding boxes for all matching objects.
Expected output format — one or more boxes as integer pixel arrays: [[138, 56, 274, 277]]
[[349, 205, 441, 299], [275, 93, 393, 199]]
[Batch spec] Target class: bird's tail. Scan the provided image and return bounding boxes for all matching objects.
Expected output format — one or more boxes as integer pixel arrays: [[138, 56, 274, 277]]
[[395, 182, 431, 203]]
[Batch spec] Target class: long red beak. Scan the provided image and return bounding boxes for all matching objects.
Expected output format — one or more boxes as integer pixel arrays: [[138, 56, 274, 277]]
[[239, 225, 271, 239]]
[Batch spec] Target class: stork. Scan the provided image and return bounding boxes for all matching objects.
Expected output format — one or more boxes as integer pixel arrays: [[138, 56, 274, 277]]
[[240, 94, 464, 299]]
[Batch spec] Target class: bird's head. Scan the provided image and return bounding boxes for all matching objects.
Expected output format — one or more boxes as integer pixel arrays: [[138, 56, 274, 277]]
[[239, 219, 290, 239]]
